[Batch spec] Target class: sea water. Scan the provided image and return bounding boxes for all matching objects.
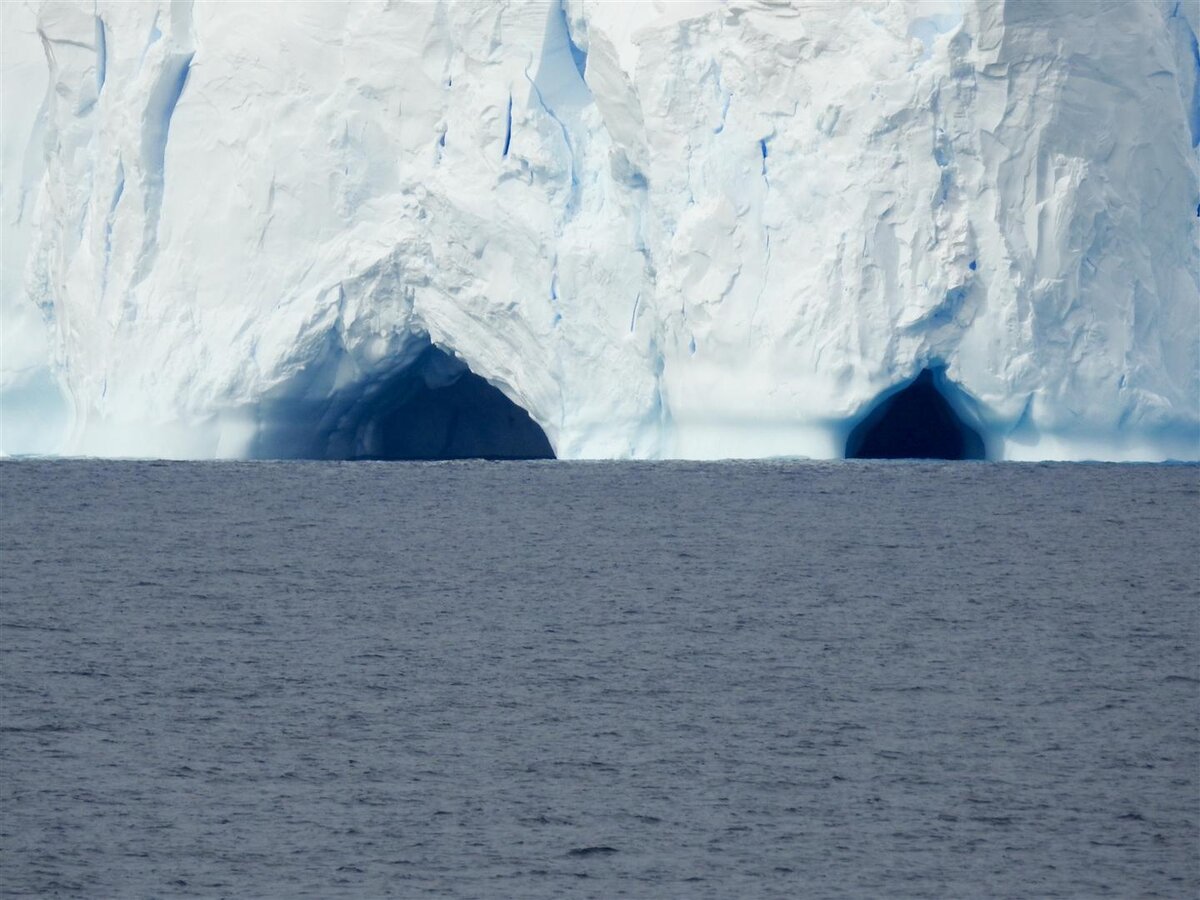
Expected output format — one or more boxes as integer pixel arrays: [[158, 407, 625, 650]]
[[1, 460, 1197, 898]]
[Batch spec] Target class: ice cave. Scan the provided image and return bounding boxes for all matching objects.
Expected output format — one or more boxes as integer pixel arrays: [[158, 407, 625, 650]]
[[844, 369, 987, 460], [341, 347, 554, 461]]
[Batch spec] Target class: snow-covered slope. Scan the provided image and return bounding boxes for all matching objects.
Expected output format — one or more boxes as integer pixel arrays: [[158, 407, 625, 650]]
[[3, 0, 1197, 460]]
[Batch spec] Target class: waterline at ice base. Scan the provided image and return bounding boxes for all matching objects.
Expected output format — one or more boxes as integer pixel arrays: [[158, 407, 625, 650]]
[[2, 0, 1197, 461]]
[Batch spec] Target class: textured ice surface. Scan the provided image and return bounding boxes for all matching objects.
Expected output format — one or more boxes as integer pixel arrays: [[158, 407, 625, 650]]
[[2, 0, 1198, 459]]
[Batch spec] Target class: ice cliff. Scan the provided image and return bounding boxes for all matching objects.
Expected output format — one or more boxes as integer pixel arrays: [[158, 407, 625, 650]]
[[2, 0, 1198, 460]]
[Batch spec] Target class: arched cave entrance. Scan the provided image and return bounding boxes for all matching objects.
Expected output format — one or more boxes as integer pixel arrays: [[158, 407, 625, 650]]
[[340, 345, 554, 461], [252, 341, 554, 460], [845, 368, 986, 460]]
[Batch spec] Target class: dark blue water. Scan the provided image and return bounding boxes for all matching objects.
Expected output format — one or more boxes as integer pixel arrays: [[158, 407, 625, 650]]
[[2, 460, 1197, 898]]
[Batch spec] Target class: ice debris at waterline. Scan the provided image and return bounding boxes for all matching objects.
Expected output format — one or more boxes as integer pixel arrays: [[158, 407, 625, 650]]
[[2, 0, 1197, 461]]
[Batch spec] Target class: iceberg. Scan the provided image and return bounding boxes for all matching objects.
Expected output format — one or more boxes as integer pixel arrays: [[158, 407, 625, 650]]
[[2, 0, 1197, 460]]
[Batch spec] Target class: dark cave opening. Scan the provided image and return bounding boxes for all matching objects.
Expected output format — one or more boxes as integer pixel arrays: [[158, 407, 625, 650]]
[[845, 369, 986, 460], [355, 348, 554, 461]]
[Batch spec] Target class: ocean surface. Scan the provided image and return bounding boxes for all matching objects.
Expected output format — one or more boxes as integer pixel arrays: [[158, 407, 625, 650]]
[[1, 460, 1197, 898]]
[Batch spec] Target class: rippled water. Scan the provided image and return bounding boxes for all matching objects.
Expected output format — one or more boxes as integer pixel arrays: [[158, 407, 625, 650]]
[[2, 460, 1197, 898]]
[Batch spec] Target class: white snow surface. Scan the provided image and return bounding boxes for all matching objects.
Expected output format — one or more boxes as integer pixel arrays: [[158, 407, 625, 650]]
[[2, 0, 1198, 460]]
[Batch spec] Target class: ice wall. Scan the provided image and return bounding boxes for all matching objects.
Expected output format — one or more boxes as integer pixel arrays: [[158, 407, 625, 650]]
[[2, 0, 1197, 460], [2, 0, 69, 454]]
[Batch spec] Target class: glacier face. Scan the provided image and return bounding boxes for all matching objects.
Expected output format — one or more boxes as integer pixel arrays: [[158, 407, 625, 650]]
[[2, 0, 1198, 460]]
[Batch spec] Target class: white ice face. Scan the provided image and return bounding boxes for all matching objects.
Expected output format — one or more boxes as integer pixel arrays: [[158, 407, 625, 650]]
[[2, 0, 1197, 460]]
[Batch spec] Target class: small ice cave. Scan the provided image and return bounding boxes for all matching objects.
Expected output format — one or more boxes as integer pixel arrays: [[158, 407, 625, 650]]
[[353, 346, 555, 461], [844, 368, 986, 460]]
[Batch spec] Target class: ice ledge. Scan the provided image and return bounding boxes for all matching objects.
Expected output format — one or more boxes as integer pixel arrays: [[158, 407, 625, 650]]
[[47, 408, 1198, 464]]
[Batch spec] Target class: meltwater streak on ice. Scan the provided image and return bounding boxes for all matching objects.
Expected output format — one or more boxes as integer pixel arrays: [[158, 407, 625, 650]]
[[2, 460, 1198, 898]]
